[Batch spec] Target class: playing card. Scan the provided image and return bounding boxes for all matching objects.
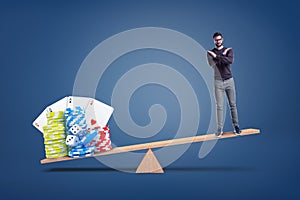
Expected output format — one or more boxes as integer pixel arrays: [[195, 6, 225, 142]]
[[32, 107, 48, 134], [33, 97, 67, 134], [85, 98, 114, 130], [85, 99, 98, 131], [46, 97, 67, 113], [66, 96, 91, 110]]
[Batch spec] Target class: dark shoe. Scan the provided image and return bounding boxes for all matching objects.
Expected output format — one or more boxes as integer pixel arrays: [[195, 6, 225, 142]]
[[234, 126, 241, 135], [215, 129, 223, 138]]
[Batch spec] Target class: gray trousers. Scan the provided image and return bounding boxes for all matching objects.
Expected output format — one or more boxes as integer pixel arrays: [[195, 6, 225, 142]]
[[214, 78, 239, 131]]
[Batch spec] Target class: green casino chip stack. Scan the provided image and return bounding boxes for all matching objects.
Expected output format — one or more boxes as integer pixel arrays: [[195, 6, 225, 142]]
[[42, 111, 67, 158]]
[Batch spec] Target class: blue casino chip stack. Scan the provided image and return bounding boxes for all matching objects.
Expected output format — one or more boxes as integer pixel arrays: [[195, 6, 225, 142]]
[[65, 106, 87, 132], [64, 106, 97, 158]]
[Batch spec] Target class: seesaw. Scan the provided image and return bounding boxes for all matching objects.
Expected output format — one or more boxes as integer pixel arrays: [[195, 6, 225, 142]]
[[41, 128, 260, 173]]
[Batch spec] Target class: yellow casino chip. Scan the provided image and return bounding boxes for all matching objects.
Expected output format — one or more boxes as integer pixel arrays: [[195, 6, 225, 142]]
[[45, 148, 67, 155], [44, 138, 66, 145], [43, 130, 65, 135], [46, 119, 65, 125], [46, 111, 64, 119], [43, 125, 65, 132], [44, 133, 66, 140], [45, 144, 67, 151], [45, 152, 68, 159]]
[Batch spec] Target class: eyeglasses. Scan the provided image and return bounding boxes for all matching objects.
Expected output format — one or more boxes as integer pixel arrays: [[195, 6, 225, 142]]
[[214, 38, 223, 42]]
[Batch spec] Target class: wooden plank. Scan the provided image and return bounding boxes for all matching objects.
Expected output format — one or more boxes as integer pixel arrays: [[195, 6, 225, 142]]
[[40, 128, 260, 164]]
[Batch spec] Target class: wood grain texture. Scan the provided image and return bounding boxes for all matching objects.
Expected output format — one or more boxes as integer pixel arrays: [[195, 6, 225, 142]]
[[40, 128, 260, 164]]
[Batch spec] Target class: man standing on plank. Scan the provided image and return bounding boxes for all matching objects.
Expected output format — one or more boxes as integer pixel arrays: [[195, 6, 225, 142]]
[[207, 32, 241, 137]]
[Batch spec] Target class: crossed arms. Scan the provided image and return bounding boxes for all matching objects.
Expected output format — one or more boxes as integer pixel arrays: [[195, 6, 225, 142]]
[[207, 48, 233, 67]]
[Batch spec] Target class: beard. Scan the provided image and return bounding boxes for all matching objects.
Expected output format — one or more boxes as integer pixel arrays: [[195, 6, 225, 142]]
[[216, 42, 223, 47]]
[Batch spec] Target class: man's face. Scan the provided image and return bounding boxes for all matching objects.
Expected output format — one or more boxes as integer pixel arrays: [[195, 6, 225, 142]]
[[214, 35, 223, 47]]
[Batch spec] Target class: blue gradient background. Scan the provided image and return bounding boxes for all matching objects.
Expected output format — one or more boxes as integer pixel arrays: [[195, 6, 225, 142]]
[[1, 0, 299, 199]]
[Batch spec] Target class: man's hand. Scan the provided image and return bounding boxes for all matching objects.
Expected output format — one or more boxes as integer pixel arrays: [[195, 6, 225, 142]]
[[207, 50, 216, 58], [222, 47, 232, 56]]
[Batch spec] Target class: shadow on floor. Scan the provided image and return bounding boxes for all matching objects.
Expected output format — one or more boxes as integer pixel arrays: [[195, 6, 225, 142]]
[[43, 166, 255, 173]]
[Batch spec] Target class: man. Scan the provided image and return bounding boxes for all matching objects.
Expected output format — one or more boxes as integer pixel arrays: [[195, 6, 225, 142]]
[[207, 32, 241, 137]]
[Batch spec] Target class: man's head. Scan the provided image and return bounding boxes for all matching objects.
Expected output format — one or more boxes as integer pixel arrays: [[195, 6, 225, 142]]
[[213, 32, 223, 48]]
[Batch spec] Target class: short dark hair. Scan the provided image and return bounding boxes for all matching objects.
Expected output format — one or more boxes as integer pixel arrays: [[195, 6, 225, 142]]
[[213, 32, 223, 38]]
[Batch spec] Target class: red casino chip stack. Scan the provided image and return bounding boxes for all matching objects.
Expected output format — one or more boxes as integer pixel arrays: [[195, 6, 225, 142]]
[[88, 125, 112, 153]]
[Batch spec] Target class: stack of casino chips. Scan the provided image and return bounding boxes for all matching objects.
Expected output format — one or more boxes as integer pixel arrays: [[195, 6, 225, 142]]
[[88, 125, 112, 153], [65, 106, 87, 133], [42, 111, 67, 158], [64, 106, 96, 158], [68, 146, 95, 158]]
